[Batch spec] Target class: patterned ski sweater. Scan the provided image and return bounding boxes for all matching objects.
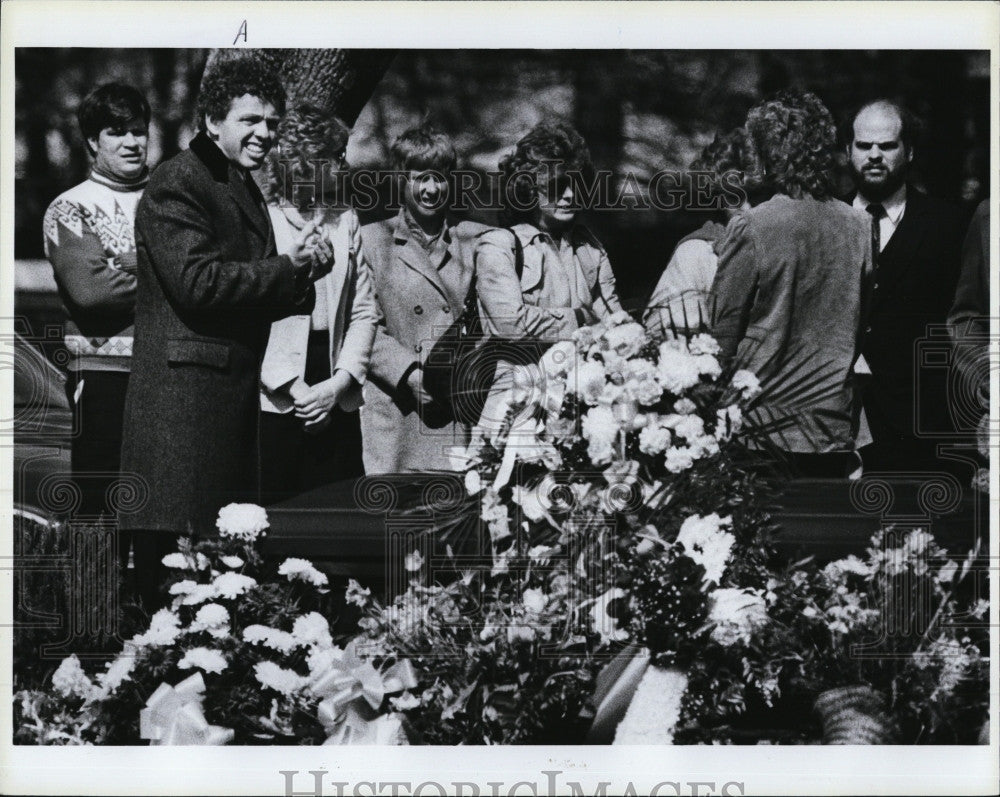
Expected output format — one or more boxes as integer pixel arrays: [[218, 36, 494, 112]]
[[43, 169, 146, 372]]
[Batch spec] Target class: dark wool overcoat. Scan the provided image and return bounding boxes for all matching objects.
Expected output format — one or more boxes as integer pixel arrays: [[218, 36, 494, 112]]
[[120, 132, 310, 534]]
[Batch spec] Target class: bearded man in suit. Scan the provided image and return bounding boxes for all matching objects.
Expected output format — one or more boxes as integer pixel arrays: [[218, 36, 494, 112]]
[[120, 57, 333, 608], [846, 100, 967, 474]]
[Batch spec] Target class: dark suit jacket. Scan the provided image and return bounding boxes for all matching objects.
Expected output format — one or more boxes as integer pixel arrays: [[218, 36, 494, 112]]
[[120, 132, 310, 534], [358, 211, 488, 473], [858, 188, 967, 443], [711, 194, 872, 453]]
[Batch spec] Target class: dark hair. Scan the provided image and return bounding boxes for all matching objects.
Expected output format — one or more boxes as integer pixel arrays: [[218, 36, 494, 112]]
[[263, 103, 351, 205], [77, 83, 151, 152], [498, 122, 594, 222], [196, 55, 286, 131], [842, 99, 923, 153], [390, 123, 456, 173], [742, 90, 838, 200], [689, 126, 747, 203]]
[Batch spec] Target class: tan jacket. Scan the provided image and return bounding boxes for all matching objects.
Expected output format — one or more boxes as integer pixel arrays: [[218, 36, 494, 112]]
[[260, 206, 377, 413]]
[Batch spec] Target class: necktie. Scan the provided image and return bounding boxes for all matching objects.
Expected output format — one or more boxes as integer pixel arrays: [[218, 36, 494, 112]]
[[866, 202, 887, 256]]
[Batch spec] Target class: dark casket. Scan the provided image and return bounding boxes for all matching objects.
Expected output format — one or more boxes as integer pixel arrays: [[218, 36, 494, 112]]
[[263, 473, 987, 599]]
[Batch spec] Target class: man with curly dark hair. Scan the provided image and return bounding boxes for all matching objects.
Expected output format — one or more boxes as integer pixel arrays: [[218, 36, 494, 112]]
[[710, 90, 874, 475], [120, 56, 334, 608]]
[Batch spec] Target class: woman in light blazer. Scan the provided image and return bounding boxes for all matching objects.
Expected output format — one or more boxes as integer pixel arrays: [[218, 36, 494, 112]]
[[258, 105, 377, 502]]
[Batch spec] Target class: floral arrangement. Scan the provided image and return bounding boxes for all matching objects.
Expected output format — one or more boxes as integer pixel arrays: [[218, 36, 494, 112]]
[[14, 504, 414, 746]]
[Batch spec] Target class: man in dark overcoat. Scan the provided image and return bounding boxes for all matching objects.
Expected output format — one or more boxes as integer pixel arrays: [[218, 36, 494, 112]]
[[120, 57, 332, 606]]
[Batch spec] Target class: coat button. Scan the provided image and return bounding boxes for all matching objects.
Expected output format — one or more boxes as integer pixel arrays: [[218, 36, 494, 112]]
[[865, 326, 872, 334], [415, 343, 423, 353], [443, 305, 451, 314], [414, 305, 423, 315]]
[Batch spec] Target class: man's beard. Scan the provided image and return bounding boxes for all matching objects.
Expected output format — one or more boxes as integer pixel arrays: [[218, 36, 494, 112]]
[[852, 163, 907, 203]]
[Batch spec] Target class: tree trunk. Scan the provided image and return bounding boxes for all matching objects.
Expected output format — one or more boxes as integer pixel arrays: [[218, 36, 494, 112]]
[[206, 49, 396, 127]]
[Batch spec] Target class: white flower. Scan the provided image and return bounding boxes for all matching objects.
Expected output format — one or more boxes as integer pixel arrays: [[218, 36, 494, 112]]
[[731, 369, 761, 399], [345, 578, 372, 607], [613, 666, 687, 744], [464, 469, 483, 495], [389, 691, 421, 711], [656, 344, 700, 393], [162, 552, 194, 570], [693, 354, 721, 379], [588, 435, 616, 466], [219, 555, 244, 569], [132, 608, 182, 647], [189, 603, 230, 638], [243, 624, 299, 654], [631, 377, 664, 406], [540, 339, 577, 379], [528, 544, 556, 562], [664, 445, 696, 473], [821, 555, 871, 584], [687, 333, 721, 356], [691, 434, 720, 458], [507, 625, 537, 643], [511, 484, 546, 522], [215, 503, 269, 541], [51, 655, 96, 700], [673, 398, 697, 415], [255, 661, 307, 696], [211, 571, 257, 599], [667, 413, 705, 442], [675, 513, 735, 586], [180, 583, 219, 606], [603, 321, 647, 358], [178, 647, 228, 674], [403, 551, 424, 573], [277, 558, 329, 587], [292, 612, 333, 648], [573, 360, 609, 406], [582, 405, 618, 444], [639, 423, 672, 456], [307, 645, 345, 677], [169, 579, 198, 596], [708, 588, 768, 646], [95, 652, 136, 698], [522, 587, 548, 614]]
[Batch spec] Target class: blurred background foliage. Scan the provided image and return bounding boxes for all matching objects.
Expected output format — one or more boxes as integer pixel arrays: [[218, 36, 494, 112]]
[[15, 48, 990, 307]]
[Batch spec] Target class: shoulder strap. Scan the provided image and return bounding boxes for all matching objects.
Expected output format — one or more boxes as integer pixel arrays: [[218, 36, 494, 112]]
[[508, 228, 524, 279]]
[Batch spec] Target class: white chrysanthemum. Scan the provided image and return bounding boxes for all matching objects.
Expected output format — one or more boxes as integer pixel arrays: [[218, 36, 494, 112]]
[[177, 647, 227, 674], [243, 624, 299, 654], [687, 333, 721, 356], [162, 552, 194, 570], [277, 558, 329, 587], [216, 503, 269, 541], [675, 513, 735, 585], [95, 653, 136, 698], [292, 612, 333, 648], [664, 445, 696, 473], [169, 579, 198, 596], [188, 603, 230, 638], [211, 572, 257, 600], [731, 369, 761, 399], [180, 583, 219, 606], [522, 587, 548, 614], [345, 578, 372, 607], [133, 608, 182, 647], [255, 661, 308, 696], [604, 321, 647, 358], [219, 555, 244, 569], [656, 344, 700, 393], [708, 588, 768, 646], [51, 655, 96, 700]]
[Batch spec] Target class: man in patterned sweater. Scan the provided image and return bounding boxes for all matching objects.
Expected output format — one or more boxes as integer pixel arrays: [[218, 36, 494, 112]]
[[42, 83, 150, 556]]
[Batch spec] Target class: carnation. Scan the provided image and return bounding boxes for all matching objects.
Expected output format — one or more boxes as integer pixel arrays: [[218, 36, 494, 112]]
[[693, 354, 721, 379], [656, 344, 700, 394], [687, 333, 721, 356], [216, 502, 269, 541], [664, 445, 696, 473], [254, 662, 307, 696], [582, 405, 618, 446], [673, 398, 697, 415], [51, 655, 96, 701], [522, 588, 548, 614], [708, 588, 768, 646], [277, 558, 329, 587], [574, 360, 609, 406], [211, 571, 257, 599], [675, 513, 736, 585], [731, 369, 761, 399], [603, 321, 647, 358]]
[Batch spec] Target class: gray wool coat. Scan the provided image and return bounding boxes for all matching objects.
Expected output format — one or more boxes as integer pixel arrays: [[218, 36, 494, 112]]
[[359, 211, 489, 474], [120, 132, 311, 535]]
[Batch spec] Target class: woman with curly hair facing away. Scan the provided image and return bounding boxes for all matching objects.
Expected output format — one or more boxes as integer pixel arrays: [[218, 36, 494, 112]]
[[710, 90, 873, 476], [645, 127, 751, 336], [257, 104, 377, 501]]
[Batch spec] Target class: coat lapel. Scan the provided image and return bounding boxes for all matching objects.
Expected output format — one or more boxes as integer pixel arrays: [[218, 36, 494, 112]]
[[872, 189, 929, 308], [512, 224, 544, 292], [392, 212, 450, 301]]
